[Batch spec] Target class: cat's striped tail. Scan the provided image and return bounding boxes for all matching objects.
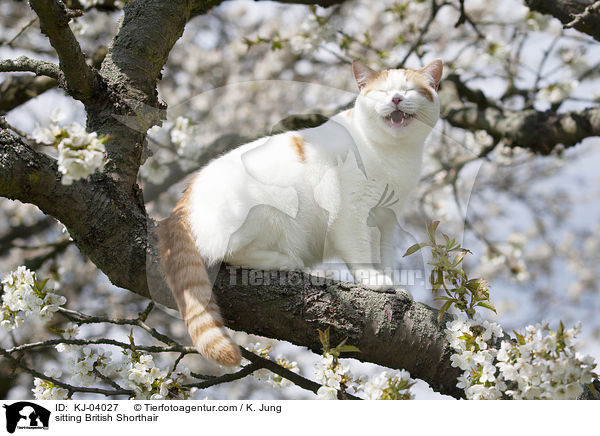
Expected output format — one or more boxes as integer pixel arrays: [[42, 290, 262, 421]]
[[157, 196, 241, 366]]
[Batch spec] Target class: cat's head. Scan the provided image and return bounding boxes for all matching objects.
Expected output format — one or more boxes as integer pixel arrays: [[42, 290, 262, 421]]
[[352, 59, 442, 141]]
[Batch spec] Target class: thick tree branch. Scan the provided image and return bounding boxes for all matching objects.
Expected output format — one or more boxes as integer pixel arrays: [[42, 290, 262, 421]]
[[28, 0, 98, 101], [213, 267, 462, 398], [525, 0, 600, 42], [0, 130, 150, 299], [92, 0, 201, 185], [100, 0, 192, 104], [440, 74, 600, 154]]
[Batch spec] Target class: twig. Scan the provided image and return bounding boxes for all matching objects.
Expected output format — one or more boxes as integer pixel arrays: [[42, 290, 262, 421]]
[[25, 238, 72, 271], [0, 56, 63, 82], [240, 348, 361, 400], [92, 367, 128, 392], [58, 307, 179, 346], [454, 0, 467, 27], [1, 17, 38, 47], [0, 347, 135, 397], [183, 363, 261, 389], [5, 337, 190, 354], [0, 218, 53, 256], [565, 1, 600, 28], [397, 0, 447, 67]]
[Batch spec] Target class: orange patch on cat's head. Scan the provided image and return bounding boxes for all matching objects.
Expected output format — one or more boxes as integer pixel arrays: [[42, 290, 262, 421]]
[[402, 69, 436, 102], [362, 70, 389, 95], [290, 135, 306, 163], [352, 59, 442, 101]]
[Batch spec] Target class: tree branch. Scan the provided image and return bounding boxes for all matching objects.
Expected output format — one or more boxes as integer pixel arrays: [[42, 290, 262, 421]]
[[0, 347, 135, 397], [99, 0, 192, 104], [0, 56, 63, 82], [0, 75, 58, 113], [565, 1, 600, 29], [0, 218, 53, 256], [8, 0, 597, 402], [213, 267, 463, 398], [440, 74, 600, 154], [0, 47, 106, 113], [525, 0, 600, 41], [28, 0, 98, 101], [0, 129, 151, 299], [239, 348, 360, 399]]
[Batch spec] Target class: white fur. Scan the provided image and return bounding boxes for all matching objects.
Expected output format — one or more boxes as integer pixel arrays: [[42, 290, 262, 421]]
[[186, 64, 441, 289]]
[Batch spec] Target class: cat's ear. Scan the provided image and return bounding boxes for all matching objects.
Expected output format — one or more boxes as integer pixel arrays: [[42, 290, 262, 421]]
[[352, 60, 378, 91], [420, 59, 443, 91]]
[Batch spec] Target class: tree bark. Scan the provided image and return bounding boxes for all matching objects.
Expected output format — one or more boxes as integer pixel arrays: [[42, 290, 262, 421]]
[[525, 0, 600, 42]]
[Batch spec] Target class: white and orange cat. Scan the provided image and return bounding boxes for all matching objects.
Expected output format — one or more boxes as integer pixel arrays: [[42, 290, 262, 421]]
[[158, 59, 443, 366]]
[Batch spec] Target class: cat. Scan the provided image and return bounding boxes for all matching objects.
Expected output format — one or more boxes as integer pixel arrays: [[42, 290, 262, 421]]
[[158, 59, 443, 366]]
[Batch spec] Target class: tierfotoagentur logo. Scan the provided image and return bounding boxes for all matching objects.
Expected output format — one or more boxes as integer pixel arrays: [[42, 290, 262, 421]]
[[3, 402, 51, 433]]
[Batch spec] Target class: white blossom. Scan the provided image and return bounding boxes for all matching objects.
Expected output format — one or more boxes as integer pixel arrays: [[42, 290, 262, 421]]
[[538, 81, 579, 104], [289, 12, 336, 54], [31, 117, 106, 185], [314, 353, 348, 390], [32, 379, 69, 400], [1, 266, 66, 330], [139, 156, 170, 185], [316, 386, 338, 400], [170, 116, 204, 167], [32, 370, 69, 400], [361, 370, 414, 400], [447, 315, 597, 400]]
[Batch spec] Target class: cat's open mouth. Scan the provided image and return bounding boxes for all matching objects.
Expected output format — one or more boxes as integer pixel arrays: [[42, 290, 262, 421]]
[[385, 110, 414, 128]]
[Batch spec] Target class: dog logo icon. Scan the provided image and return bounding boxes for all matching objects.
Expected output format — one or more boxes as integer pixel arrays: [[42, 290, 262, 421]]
[[3, 402, 50, 433]]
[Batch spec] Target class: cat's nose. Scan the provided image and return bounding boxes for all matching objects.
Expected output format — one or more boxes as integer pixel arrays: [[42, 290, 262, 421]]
[[392, 95, 403, 105]]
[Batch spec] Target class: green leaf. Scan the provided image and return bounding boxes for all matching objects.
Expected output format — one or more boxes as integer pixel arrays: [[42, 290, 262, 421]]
[[426, 220, 440, 242], [437, 300, 453, 324], [476, 301, 497, 314], [452, 250, 469, 266], [335, 337, 347, 350], [558, 320, 565, 336], [513, 330, 525, 345], [38, 278, 50, 290], [318, 327, 330, 352], [403, 243, 425, 257], [338, 345, 360, 354], [433, 296, 454, 302]]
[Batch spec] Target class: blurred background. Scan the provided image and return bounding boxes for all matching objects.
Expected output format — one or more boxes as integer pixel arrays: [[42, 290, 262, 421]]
[[1, 0, 599, 399]]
